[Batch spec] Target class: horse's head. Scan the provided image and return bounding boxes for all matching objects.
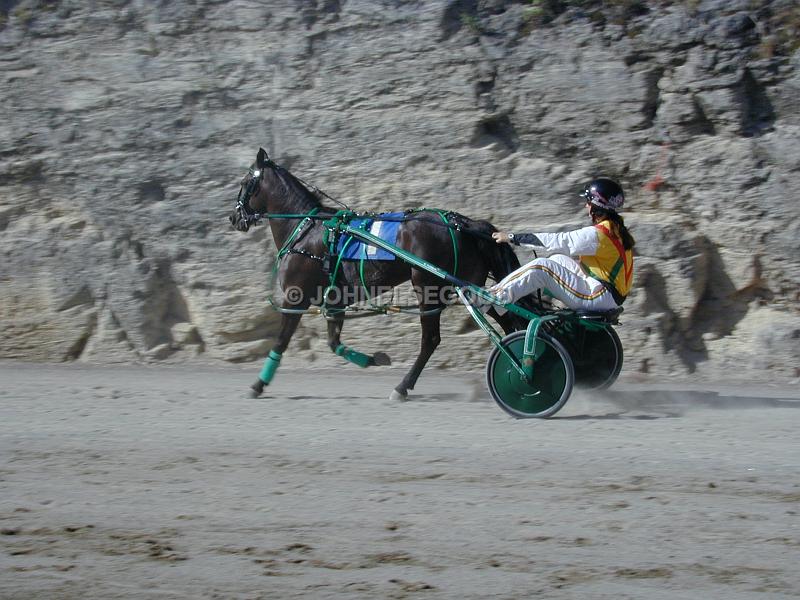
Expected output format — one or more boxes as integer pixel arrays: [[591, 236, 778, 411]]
[[229, 147, 325, 232], [229, 147, 272, 232]]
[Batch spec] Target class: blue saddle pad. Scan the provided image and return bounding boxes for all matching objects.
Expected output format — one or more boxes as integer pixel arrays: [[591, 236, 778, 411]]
[[336, 213, 404, 261]]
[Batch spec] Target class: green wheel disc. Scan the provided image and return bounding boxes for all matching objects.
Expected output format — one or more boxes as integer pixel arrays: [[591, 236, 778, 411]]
[[486, 331, 574, 418]]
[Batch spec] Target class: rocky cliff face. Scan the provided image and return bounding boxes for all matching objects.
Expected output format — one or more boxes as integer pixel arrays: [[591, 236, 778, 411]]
[[1, 0, 798, 382]]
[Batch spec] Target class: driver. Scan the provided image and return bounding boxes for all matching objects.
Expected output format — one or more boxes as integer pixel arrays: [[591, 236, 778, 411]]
[[490, 178, 635, 311]]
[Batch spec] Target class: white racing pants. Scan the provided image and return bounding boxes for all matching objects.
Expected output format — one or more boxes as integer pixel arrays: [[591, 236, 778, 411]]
[[489, 254, 618, 312]]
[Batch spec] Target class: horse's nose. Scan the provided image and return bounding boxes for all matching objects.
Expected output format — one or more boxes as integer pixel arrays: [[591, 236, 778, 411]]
[[229, 209, 249, 232]]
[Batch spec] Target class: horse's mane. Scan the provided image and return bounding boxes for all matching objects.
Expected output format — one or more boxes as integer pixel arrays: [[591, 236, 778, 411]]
[[271, 163, 325, 210]]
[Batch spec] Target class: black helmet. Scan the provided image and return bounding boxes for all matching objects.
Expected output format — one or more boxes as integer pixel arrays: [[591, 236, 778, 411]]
[[580, 178, 625, 210]]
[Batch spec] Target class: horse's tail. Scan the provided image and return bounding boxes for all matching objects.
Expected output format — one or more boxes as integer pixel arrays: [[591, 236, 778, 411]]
[[467, 219, 537, 329], [469, 220, 521, 283], [490, 237, 522, 285]]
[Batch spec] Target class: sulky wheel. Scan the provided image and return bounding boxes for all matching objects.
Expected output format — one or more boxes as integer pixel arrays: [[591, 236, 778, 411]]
[[569, 325, 623, 391], [486, 330, 575, 419]]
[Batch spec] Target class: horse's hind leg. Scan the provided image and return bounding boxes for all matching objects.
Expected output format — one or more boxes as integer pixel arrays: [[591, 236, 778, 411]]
[[250, 312, 302, 398], [489, 307, 522, 335], [391, 310, 441, 401], [327, 316, 391, 367]]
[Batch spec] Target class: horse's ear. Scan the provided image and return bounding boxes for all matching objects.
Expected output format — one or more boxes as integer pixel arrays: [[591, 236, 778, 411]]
[[256, 147, 268, 168]]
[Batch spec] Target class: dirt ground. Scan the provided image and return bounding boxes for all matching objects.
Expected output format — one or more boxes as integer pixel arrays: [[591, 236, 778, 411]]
[[1, 360, 799, 599]]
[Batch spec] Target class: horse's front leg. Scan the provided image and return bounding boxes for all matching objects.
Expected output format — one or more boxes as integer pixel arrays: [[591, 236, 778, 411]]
[[391, 309, 442, 401], [250, 312, 302, 398], [327, 315, 391, 368]]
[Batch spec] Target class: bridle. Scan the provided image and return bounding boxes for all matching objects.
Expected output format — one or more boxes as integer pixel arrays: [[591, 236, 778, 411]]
[[231, 166, 265, 232], [230, 158, 350, 233]]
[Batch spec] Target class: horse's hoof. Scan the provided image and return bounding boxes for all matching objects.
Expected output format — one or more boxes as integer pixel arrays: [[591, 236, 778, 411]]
[[250, 380, 265, 399], [372, 352, 391, 366], [389, 389, 408, 402]]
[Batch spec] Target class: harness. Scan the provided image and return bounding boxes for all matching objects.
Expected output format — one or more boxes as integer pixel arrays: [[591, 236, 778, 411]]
[[234, 161, 491, 319], [250, 205, 465, 318], [317, 208, 462, 316], [581, 223, 632, 306]]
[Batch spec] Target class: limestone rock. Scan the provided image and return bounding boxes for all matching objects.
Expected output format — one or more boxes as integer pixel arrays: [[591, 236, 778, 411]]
[[0, 0, 798, 382]]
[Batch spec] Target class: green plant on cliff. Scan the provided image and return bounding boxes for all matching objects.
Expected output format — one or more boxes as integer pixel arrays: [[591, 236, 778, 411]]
[[3, 0, 60, 27], [460, 11, 482, 34], [753, 1, 800, 57], [522, 0, 564, 28], [522, 0, 651, 30], [12, 6, 34, 26]]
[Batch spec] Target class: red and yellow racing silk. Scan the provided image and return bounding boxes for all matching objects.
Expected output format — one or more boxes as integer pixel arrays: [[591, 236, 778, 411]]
[[579, 220, 633, 298]]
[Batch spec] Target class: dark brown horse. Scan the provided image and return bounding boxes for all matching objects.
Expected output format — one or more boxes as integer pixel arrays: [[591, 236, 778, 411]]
[[229, 148, 523, 400]]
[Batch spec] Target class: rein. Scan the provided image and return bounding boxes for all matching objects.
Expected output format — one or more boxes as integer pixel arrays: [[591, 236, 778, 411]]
[[240, 208, 493, 242]]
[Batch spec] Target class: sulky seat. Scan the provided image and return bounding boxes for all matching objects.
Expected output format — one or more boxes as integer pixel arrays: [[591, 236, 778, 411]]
[[571, 307, 624, 324]]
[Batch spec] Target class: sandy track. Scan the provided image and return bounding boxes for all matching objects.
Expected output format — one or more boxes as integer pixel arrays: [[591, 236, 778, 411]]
[[1, 361, 799, 599]]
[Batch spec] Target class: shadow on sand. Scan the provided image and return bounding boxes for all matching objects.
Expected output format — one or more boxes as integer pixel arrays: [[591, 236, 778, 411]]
[[285, 387, 799, 421], [559, 388, 800, 420]]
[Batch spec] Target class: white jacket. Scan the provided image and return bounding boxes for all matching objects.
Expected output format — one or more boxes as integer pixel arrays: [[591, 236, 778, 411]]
[[511, 226, 599, 257]]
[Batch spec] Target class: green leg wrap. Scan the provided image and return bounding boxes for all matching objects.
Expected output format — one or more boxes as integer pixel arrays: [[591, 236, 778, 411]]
[[259, 350, 282, 384], [335, 344, 371, 368]]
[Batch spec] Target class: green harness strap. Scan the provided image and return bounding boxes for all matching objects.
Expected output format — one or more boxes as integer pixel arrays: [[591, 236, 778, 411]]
[[321, 209, 357, 249], [410, 208, 459, 277], [322, 234, 357, 315], [358, 253, 374, 307], [270, 208, 321, 285], [355, 209, 460, 309], [440, 210, 459, 278], [268, 208, 461, 316], [278, 209, 320, 257]]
